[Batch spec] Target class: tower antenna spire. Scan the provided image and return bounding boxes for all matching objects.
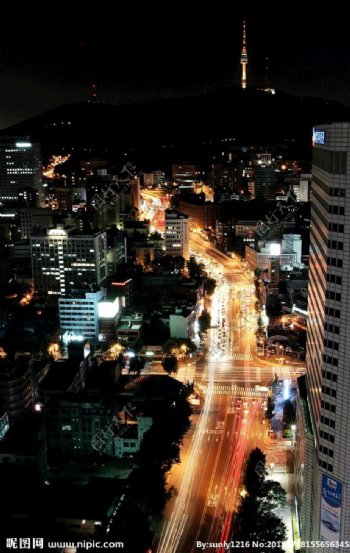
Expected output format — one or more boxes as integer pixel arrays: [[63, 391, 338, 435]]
[[240, 20, 248, 90], [264, 57, 270, 90]]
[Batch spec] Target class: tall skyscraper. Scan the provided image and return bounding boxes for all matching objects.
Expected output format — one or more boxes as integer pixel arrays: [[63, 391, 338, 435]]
[[31, 226, 107, 296], [0, 136, 42, 204], [240, 20, 248, 90], [295, 122, 349, 544], [165, 209, 189, 260]]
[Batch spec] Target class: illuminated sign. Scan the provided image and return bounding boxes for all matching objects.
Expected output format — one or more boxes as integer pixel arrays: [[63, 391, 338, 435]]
[[47, 228, 68, 236], [111, 279, 132, 286], [62, 331, 84, 343], [320, 475, 342, 542], [15, 142, 32, 148], [98, 297, 119, 319], [269, 243, 281, 256], [312, 129, 326, 145], [293, 304, 308, 316]]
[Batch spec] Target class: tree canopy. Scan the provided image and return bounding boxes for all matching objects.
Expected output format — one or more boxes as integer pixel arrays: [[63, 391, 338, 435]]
[[198, 310, 211, 334], [234, 448, 287, 550], [162, 355, 178, 375], [265, 396, 275, 421]]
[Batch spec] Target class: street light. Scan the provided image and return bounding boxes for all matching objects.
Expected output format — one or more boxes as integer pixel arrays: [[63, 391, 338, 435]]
[[279, 344, 284, 364], [291, 424, 296, 446]]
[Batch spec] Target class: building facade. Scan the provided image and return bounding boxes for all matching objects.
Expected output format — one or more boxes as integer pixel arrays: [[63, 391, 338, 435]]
[[20, 208, 53, 239], [59, 289, 106, 340], [0, 137, 42, 204], [177, 197, 221, 230], [31, 226, 107, 296], [165, 209, 189, 260], [46, 397, 115, 455], [0, 354, 33, 421], [296, 123, 350, 546]]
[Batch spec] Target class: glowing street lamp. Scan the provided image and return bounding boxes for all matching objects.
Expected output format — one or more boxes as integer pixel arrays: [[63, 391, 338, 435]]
[[106, 342, 124, 360], [48, 342, 61, 361], [291, 424, 296, 446]]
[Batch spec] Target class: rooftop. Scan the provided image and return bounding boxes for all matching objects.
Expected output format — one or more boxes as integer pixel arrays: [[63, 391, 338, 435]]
[[39, 359, 80, 391]]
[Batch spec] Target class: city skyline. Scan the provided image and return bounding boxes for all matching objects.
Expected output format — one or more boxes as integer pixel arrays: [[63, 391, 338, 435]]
[[4, 9, 350, 552]]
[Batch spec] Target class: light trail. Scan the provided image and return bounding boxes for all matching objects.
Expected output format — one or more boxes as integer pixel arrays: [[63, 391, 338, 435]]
[[149, 204, 304, 553], [157, 381, 215, 552]]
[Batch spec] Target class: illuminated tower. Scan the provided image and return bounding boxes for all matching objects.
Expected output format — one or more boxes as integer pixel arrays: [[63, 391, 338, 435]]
[[240, 20, 248, 90]]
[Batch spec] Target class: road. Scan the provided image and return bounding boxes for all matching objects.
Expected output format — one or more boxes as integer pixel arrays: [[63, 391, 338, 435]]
[[140, 193, 305, 552], [157, 393, 266, 552]]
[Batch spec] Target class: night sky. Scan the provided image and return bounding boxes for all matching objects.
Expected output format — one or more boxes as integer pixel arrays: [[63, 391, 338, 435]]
[[1, 9, 350, 128]]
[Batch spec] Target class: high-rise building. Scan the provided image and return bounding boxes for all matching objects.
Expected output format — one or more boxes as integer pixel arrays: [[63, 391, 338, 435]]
[[20, 208, 54, 239], [292, 173, 311, 203], [165, 209, 189, 260], [31, 226, 107, 296], [143, 170, 166, 188], [295, 122, 349, 545], [46, 396, 115, 455], [0, 137, 42, 204], [172, 164, 202, 185], [0, 354, 33, 421], [59, 289, 106, 340]]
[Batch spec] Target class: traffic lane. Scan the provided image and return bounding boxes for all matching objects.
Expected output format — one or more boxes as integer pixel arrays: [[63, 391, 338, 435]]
[[175, 394, 232, 552], [201, 411, 243, 545], [217, 402, 265, 546], [195, 400, 263, 547]]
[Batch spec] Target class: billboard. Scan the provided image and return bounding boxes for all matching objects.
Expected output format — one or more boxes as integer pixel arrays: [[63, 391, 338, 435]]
[[313, 128, 326, 145], [320, 474, 342, 542]]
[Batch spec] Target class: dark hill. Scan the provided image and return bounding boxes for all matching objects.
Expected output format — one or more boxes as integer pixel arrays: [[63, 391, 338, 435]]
[[3, 86, 350, 162]]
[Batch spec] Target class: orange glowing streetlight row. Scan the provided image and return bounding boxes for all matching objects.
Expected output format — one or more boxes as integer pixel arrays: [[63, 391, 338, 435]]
[[42, 154, 71, 179]]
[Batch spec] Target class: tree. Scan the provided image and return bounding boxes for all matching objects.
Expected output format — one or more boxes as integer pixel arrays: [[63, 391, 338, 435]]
[[143, 315, 170, 345], [234, 448, 287, 550], [177, 338, 197, 354], [254, 511, 287, 548], [265, 396, 275, 420], [129, 355, 146, 374], [283, 399, 296, 426], [162, 355, 178, 375], [204, 277, 216, 296], [131, 338, 144, 354], [107, 498, 153, 553], [149, 231, 162, 243], [243, 448, 267, 496], [198, 310, 211, 334], [162, 338, 197, 355], [271, 373, 279, 391], [182, 381, 194, 397], [258, 479, 287, 513], [188, 256, 204, 279], [254, 267, 262, 278], [162, 338, 179, 354], [235, 494, 259, 540]]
